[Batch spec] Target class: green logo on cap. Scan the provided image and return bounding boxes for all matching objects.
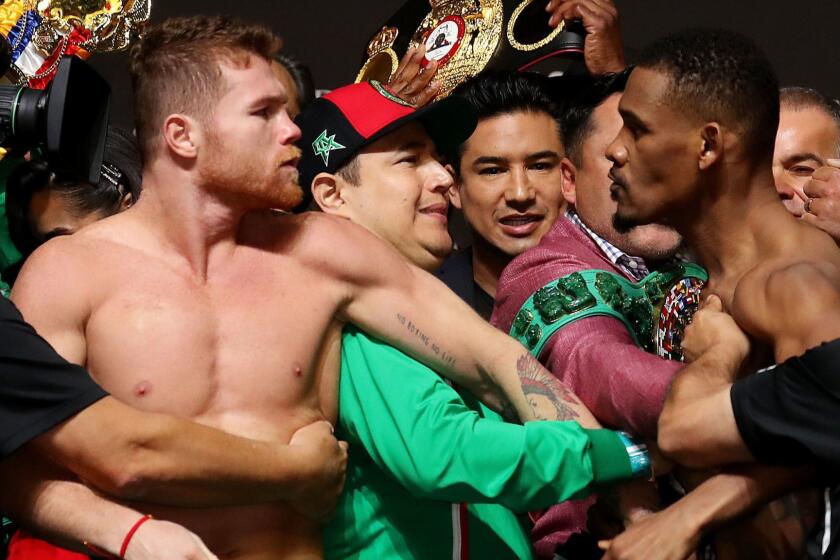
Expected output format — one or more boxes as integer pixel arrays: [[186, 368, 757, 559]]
[[312, 129, 346, 166]]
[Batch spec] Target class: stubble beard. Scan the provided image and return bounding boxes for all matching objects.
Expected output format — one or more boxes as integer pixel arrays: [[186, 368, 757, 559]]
[[201, 137, 304, 211], [612, 210, 643, 234]]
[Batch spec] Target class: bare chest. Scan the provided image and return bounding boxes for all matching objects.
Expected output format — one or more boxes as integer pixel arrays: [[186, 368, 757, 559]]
[[83, 258, 340, 437]]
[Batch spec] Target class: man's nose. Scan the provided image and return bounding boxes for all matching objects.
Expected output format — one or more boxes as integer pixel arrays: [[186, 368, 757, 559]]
[[505, 168, 535, 203], [281, 111, 302, 144], [427, 161, 454, 193], [607, 138, 627, 166]]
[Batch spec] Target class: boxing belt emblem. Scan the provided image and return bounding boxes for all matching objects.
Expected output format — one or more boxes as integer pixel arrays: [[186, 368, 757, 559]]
[[510, 263, 708, 362], [357, 0, 584, 99]]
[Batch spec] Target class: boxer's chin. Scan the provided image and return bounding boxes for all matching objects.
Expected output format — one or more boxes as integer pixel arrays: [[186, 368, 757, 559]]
[[613, 211, 642, 234], [274, 180, 304, 211]]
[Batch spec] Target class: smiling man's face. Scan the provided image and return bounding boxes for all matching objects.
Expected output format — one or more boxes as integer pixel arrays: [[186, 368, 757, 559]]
[[452, 110, 565, 257], [338, 122, 455, 271]]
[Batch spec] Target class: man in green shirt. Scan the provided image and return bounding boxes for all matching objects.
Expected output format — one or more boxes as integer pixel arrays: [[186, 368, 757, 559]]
[[296, 81, 654, 559]]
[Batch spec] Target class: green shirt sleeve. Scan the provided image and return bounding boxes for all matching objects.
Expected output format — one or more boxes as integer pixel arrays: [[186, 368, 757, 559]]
[[338, 326, 632, 512]]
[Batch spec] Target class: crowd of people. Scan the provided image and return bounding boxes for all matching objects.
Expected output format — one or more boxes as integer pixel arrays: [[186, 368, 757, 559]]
[[0, 1, 838, 559]]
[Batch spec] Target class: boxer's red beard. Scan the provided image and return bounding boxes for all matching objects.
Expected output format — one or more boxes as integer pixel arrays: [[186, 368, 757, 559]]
[[200, 134, 303, 211]]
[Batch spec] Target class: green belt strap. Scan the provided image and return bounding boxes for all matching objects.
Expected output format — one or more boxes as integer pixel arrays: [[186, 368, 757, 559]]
[[509, 263, 708, 358]]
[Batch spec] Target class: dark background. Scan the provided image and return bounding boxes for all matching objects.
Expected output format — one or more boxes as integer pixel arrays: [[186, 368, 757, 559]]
[[91, 1, 840, 128]]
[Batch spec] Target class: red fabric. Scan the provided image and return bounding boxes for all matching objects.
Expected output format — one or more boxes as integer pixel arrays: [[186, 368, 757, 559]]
[[8, 531, 88, 560], [459, 503, 469, 560], [492, 215, 683, 558], [28, 26, 92, 90], [324, 83, 414, 139]]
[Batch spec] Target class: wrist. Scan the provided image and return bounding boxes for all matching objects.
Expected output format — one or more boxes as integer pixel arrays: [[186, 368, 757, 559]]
[[707, 343, 748, 375], [83, 507, 140, 558], [617, 431, 653, 480]]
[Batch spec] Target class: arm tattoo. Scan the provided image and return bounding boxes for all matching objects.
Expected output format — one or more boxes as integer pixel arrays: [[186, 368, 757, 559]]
[[517, 353, 580, 421], [396, 313, 456, 367]]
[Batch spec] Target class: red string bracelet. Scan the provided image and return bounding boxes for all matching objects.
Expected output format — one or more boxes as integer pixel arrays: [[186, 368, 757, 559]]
[[120, 514, 154, 558]]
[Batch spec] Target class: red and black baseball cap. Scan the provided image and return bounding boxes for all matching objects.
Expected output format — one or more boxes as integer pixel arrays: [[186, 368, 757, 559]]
[[295, 80, 477, 196]]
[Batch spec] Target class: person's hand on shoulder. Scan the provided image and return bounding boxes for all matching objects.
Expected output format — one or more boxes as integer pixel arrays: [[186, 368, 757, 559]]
[[682, 295, 750, 369], [801, 159, 840, 243], [546, 0, 625, 75], [123, 519, 218, 560], [386, 45, 440, 107], [287, 420, 349, 522]]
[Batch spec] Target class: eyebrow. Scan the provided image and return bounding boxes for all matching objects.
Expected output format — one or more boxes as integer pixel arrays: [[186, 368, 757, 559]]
[[525, 150, 561, 160], [471, 151, 560, 166], [396, 140, 426, 152], [249, 93, 287, 108], [784, 152, 826, 165], [619, 107, 647, 130]]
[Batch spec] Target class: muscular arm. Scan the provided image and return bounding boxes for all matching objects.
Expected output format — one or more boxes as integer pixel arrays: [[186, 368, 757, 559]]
[[0, 449, 215, 559], [329, 218, 600, 425], [32, 397, 343, 510], [602, 464, 815, 560], [657, 349, 752, 468]]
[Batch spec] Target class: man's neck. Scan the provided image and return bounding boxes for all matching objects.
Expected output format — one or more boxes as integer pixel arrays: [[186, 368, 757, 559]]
[[470, 238, 511, 299], [131, 164, 248, 280], [675, 168, 790, 287]]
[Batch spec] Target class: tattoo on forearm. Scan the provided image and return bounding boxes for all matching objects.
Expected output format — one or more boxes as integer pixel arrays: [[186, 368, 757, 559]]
[[396, 313, 456, 367], [517, 353, 580, 421]]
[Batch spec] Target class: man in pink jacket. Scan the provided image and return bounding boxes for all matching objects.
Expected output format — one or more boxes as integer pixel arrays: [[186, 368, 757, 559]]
[[492, 71, 685, 559]]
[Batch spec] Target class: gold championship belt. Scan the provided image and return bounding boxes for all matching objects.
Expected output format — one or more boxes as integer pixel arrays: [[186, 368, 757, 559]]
[[0, 0, 150, 88], [357, 0, 585, 99]]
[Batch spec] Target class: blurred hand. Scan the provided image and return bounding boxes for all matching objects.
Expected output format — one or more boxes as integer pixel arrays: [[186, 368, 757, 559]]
[[546, 0, 625, 75], [287, 420, 349, 522], [599, 504, 700, 560], [387, 45, 440, 107], [682, 295, 749, 368], [124, 519, 218, 560], [801, 159, 840, 242]]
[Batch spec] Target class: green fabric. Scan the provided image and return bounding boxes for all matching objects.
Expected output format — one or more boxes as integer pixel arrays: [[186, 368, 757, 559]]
[[510, 263, 708, 357], [586, 429, 633, 483], [0, 155, 25, 273], [325, 326, 634, 559]]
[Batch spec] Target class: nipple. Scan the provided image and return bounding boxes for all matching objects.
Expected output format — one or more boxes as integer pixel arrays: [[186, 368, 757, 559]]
[[293, 362, 303, 378], [133, 380, 153, 398]]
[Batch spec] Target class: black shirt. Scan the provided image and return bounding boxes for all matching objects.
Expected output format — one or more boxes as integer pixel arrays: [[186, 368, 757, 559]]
[[436, 249, 494, 320], [0, 298, 106, 458], [731, 339, 840, 560]]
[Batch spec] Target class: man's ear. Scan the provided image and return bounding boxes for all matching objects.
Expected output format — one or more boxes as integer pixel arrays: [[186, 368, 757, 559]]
[[448, 165, 463, 209], [119, 191, 134, 211], [163, 114, 199, 159], [311, 173, 350, 216], [698, 123, 723, 171], [560, 157, 578, 206]]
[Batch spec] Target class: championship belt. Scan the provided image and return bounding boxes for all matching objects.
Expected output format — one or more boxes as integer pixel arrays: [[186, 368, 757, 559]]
[[509, 263, 708, 362], [0, 0, 150, 88], [357, 0, 584, 99]]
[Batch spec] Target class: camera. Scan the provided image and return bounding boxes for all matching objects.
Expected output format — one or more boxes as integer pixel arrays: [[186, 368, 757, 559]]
[[0, 38, 110, 184]]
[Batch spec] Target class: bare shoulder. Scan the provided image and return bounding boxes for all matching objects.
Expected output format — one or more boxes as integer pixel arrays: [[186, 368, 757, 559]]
[[733, 258, 840, 356], [12, 213, 138, 306], [262, 211, 411, 281]]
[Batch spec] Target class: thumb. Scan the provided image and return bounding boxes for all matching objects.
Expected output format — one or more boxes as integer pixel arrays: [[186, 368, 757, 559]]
[[701, 294, 723, 312], [827, 158, 840, 169], [598, 539, 612, 551], [339, 441, 349, 452]]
